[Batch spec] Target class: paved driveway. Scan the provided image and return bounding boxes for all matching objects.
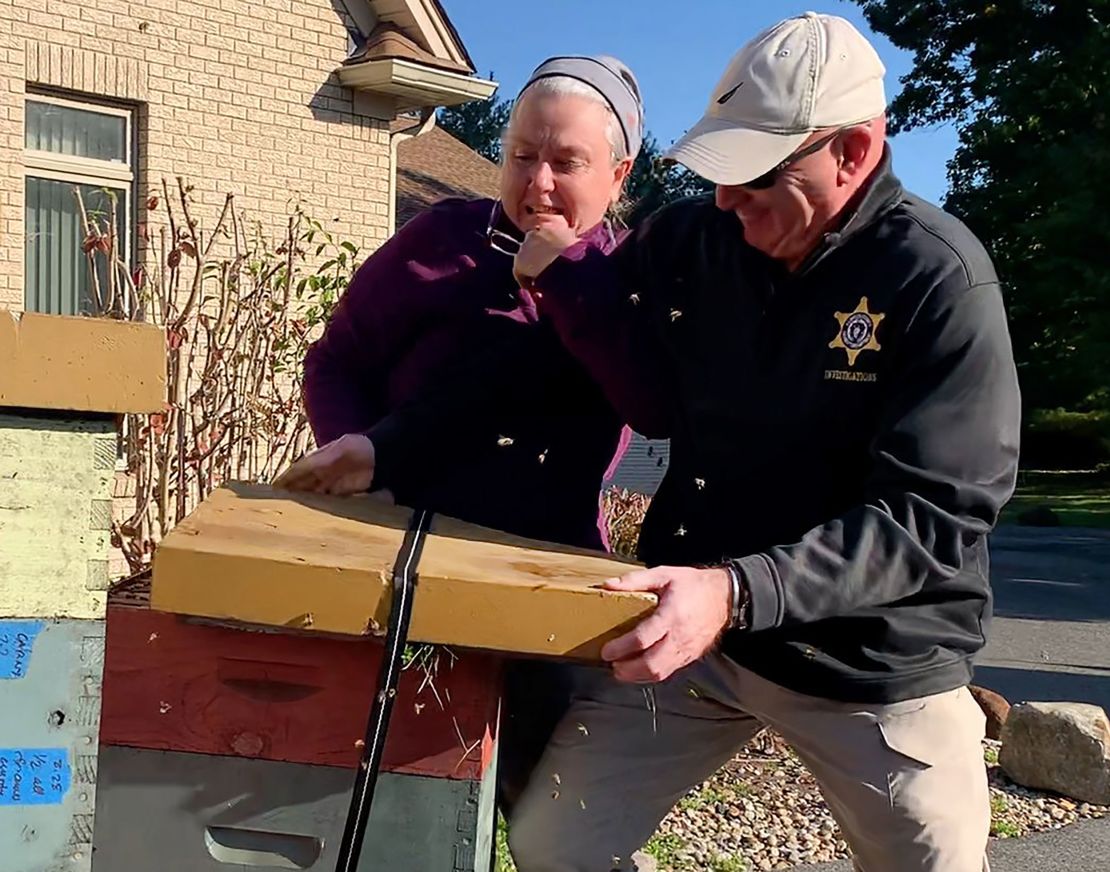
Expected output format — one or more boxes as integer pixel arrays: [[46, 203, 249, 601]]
[[975, 525, 1110, 712]]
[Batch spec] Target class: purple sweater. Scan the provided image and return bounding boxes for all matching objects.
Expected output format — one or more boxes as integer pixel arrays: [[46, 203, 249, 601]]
[[302, 198, 625, 549]]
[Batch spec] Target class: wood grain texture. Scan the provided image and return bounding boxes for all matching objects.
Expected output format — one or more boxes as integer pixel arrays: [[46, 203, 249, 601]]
[[100, 598, 499, 779], [0, 310, 165, 414], [151, 483, 656, 660]]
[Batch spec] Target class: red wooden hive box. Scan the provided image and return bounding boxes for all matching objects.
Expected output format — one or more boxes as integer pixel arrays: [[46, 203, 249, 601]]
[[98, 576, 500, 780]]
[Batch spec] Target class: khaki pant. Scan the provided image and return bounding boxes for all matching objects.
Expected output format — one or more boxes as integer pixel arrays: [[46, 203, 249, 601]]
[[507, 654, 990, 872]]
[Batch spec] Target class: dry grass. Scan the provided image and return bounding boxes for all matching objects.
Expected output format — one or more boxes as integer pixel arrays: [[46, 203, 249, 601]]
[[602, 486, 653, 558]]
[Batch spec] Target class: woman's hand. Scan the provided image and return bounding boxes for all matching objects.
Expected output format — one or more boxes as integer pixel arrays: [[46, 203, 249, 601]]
[[273, 433, 376, 495], [513, 215, 579, 288]]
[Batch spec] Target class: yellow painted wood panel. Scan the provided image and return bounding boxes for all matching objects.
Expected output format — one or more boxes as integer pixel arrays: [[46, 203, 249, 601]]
[[0, 310, 165, 414], [150, 484, 655, 660]]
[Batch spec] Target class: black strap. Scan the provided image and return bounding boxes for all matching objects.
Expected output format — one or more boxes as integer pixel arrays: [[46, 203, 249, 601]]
[[334, 507, 433, 872]]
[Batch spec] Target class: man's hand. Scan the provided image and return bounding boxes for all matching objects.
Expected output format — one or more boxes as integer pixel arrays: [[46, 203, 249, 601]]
[[273, 433, 376, 495], [600, 566, 732, 683], [513, 215, 578, 288]]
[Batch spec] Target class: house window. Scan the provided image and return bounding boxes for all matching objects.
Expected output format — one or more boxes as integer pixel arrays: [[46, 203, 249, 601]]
[[24, 94, 135, 316]]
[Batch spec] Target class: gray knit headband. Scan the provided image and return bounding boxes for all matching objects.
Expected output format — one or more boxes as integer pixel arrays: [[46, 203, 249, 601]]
[[522, 54, 645, 160]]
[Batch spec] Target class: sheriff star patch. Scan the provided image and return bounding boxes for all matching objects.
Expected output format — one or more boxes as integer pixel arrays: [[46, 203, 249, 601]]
[[829, 296, 885, 366]]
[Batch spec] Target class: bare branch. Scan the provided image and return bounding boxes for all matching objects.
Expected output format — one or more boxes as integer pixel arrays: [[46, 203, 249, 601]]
[[83, 177, 355, 574]]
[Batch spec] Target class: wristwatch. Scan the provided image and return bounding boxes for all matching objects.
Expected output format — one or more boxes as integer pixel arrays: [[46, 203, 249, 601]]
[[722, 561, 751, 631]]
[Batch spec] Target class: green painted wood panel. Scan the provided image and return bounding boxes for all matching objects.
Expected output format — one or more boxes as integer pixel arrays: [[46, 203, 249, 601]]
[[92, 746, 497, 871]]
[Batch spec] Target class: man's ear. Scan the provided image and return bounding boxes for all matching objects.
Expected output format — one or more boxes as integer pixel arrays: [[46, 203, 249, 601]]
[[837, 124, 877, 186]]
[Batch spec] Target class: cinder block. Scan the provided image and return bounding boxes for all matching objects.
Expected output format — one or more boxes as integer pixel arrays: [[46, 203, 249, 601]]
[[0, 618, 106, 872], [0, 414, 116, 620], [92, 747, 497, 872]]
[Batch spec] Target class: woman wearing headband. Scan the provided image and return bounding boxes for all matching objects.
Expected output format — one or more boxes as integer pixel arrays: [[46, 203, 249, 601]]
[[277, 54, 649, 823], [282, 54, 646, 548]]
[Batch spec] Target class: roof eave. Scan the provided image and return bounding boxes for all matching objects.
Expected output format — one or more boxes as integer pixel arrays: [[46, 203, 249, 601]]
[[338, 57, 497, 111]]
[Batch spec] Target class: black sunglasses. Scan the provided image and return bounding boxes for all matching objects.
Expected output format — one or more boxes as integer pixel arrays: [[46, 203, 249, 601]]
[[741, 129, 844, 190]]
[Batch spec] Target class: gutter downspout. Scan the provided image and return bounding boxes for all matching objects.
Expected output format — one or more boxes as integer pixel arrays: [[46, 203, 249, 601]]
[[387, 108, 437, 236]]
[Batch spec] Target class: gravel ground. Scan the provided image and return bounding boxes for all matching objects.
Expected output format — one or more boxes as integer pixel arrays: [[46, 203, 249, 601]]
[[496, 731, 1109, 872], [642, 732, 1109, 871]]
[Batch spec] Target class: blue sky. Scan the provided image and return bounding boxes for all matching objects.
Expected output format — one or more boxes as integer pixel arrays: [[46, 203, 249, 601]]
[[446, 0, 959, 205]]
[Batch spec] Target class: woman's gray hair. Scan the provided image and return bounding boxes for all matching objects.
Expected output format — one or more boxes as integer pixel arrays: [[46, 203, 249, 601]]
[[501, 76, 630, 165]]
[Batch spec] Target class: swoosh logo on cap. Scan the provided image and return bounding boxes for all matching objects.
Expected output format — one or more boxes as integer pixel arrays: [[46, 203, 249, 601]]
[[716, 81, 744, 104]]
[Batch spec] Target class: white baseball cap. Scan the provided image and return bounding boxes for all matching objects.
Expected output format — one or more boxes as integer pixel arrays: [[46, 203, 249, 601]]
[[664, 12, 887, 185]]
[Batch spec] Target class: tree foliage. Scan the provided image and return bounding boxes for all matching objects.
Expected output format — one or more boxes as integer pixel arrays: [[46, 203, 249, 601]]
[[623, 133, 714, 226], [438, 87, 512, 162], [854, 0, 1110, 414]]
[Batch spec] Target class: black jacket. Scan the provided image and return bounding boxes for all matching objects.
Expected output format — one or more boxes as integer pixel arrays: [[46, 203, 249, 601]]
[[369, 155, 1021, 704], [536, 153, 1022, 702]]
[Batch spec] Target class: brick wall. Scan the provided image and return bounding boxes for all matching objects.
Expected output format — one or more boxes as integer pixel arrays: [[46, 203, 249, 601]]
[[0, 0, 393, 309]]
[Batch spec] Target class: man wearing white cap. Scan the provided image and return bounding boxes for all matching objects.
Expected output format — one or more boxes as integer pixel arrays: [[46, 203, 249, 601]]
[[508, 12, 1020, 872]]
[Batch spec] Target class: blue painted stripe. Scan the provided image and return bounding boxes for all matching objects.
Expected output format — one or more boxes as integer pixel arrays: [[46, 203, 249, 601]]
[[0, 748, 71, 805], [0, 620, 45, 680]]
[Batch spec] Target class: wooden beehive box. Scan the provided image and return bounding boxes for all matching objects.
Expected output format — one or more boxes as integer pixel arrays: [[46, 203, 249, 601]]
[[150, 483, 655, 660], [101, 577, 500, 778]]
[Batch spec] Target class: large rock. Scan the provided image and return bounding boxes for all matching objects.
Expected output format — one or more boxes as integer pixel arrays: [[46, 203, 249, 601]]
[[632, 852, 658, 872], [970, 685, 1011, 740], [1000, 702, 1110, 804]]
